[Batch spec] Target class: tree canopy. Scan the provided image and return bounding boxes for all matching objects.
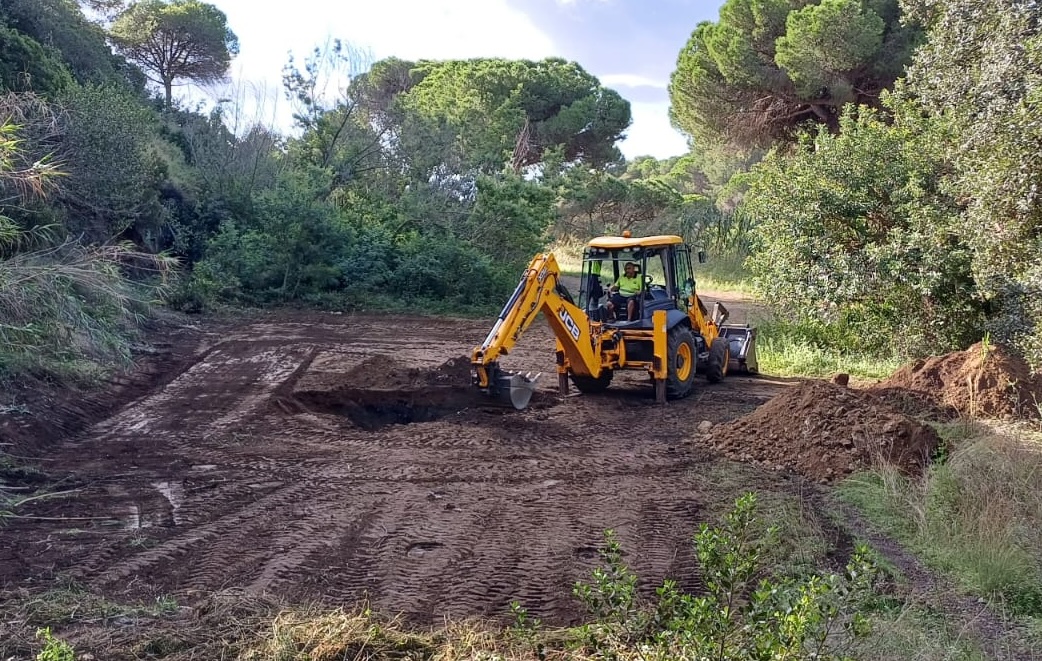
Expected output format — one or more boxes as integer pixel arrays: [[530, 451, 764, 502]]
[[898, 0, 1042, 363], [109, 0, 238, 106], [2, 0, 138, 88], [378, 57, 632, 173], [668, 0, 920, 149]]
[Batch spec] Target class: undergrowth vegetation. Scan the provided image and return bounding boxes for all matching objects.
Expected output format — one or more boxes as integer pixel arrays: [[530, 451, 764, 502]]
[[754, 317, 905, 381], [840, 422, 1042, 620], [7, 493, 894, 661], [0, 109, 173, 384]]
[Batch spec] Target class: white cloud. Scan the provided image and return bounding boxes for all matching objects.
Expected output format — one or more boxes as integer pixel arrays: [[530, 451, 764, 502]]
[[211, 0, 555, 86], [599, 73, 668, 89], [618, 101, 689, 160], [188, 0, 557, 132], [188, 1, 686, 161]]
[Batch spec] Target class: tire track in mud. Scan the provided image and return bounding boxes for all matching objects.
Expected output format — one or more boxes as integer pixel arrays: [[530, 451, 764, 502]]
[[80, 431, 720, 623], [27, 314, 774, 626], [78, 479, 312, 587], [81, 342, 317, 442]]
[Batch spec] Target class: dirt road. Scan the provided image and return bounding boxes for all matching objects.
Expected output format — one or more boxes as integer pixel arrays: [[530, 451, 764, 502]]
[[1, 309, 789, 625]]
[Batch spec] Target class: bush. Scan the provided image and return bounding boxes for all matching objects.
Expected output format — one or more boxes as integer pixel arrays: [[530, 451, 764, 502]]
[[568, 493, 879, 660], [743, 101, 982, 359]]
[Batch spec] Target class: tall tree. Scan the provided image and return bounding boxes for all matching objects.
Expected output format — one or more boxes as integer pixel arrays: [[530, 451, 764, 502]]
[[899, 0, 1042, 364], [109, 0, 238, 106], [668, 0, 920, 149], [394, 57, 631, 173], [2, 0, 138, 88]]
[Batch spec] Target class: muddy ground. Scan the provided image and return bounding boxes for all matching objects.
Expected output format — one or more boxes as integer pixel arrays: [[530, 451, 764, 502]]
[[0, 298, 803, 626]]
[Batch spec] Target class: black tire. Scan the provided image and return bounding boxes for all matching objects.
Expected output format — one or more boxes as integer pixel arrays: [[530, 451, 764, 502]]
[[665, 326, 697, 399], [706, 336, 730, 383], [571, 370, 613, 393]]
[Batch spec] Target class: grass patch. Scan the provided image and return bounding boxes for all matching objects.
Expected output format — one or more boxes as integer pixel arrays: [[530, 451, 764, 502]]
[[855, 603, 989, 660], [19, 583, 179, 626], [694, 253, 758, 296], [0, 240, 175, 386], [754, 317, 904, 380], [838, 422, 1042, 618]]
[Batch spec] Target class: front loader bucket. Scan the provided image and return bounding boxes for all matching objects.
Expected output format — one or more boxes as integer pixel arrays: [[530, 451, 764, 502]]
[[719, 325, 758, 374], [495, 371, 541, 410]]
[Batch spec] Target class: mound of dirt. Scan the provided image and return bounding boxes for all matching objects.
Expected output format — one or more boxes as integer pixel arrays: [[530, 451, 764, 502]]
[[708, 380, 939, 482], [871, 342, 1042, 420], [344, 354, 474, 391]]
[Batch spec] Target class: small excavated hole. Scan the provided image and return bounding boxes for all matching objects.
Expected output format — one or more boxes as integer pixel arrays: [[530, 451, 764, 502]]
[[406, 541, 445, 558], [293, 386, 481, 431], [574, 546, 600, 561]]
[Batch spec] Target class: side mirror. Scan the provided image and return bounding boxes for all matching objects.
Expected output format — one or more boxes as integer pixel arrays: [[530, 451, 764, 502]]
[[643, 274, 653, 285], [697, 250, 708, 263]]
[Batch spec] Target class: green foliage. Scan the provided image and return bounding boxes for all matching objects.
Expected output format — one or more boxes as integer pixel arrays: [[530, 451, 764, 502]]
[[573, 530, 640, 626], [570, 493, 878, 659], [553, 166, 683, 239], [840, 425, 1042, 617], [755, 317, 905, 379], [0, 23, 74, 95], [187, 168, 532, 312], [466, 174, 555, 276], [899, 0, 1042, 367], [668, 0, 920, 149], [1, 103, 173, 383], [743, 100, 981, 358], [34, 627, 74, 661], [399, 57, 631, 172], [57, 83, 166, 242], [775, 0, 886, 98], [0, 238, 174, 382], [2, 0, 139, 88], [189, 169, 350, 305], [109, 0, 239, 106]]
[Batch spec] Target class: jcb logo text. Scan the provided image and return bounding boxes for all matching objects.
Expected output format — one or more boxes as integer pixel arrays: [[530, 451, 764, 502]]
[[559, 308, 581, 341]]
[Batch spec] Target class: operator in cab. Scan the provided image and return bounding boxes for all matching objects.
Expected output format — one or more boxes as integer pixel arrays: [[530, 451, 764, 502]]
[[606, 261, 642, 321]]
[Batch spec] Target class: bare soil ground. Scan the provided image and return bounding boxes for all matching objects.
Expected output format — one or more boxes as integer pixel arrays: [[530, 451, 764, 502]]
[[4, 301, 1037, 659], [0, 307, 792, 627]]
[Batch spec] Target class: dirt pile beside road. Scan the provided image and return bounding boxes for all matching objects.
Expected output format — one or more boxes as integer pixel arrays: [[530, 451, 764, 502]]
[[706, 380, 939, 482], [871, 342, 1042, 420], [341, 354, 474, 391]]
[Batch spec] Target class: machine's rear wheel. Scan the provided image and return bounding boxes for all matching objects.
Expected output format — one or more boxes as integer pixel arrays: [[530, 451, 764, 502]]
[[665, 326, 697, 399], [571, 370, 613, 393], [706, 336, 730, 383]]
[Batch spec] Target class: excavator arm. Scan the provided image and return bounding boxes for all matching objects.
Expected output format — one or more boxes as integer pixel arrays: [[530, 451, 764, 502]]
[[472, 253, 604, 409]]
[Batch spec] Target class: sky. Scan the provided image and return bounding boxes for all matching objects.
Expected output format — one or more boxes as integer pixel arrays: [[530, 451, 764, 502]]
[[194, 0, 725, 161]]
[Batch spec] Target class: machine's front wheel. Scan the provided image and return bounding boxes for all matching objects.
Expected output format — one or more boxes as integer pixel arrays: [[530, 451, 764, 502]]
[[665, 326, 697, 399], [706, 336, 730, 383]]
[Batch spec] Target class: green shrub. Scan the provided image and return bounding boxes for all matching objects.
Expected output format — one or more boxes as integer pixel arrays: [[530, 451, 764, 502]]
[[34, 627, 74, 661], [743, 101, 983, 359], [570, 493, 879, 659]]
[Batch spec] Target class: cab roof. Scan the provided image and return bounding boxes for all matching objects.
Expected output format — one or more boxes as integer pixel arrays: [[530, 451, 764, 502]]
[[586, 234, 684, 250]]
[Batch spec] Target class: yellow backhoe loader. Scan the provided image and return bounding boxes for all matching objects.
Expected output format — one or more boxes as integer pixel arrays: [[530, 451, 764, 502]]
[[471, 232, 757, 409]]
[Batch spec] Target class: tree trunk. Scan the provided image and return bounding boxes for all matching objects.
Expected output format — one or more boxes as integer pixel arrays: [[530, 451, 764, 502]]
[[163, 77, 173, 107]]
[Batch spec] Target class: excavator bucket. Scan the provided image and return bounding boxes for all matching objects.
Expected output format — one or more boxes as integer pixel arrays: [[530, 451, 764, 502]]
[[494, 371, 541, 410], [718, 325, 758, 374], [475, 362, 542, 410]]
